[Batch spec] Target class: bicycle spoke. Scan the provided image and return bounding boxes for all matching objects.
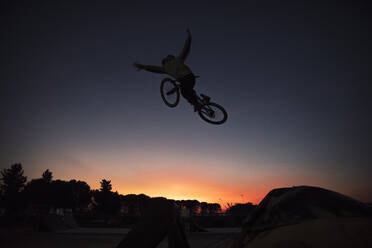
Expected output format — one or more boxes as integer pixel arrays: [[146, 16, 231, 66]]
[[166, 88, 177, 95]]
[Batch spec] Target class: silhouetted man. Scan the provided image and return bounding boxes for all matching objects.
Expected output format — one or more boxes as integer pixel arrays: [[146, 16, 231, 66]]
[[134, 29, 199, 111]]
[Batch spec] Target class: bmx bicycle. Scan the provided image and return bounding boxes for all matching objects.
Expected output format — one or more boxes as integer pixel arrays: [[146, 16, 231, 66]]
[[160, 77, 228, 125]]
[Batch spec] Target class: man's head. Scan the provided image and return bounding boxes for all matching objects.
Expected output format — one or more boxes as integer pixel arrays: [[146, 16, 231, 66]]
[[162, 54, 175, 66]]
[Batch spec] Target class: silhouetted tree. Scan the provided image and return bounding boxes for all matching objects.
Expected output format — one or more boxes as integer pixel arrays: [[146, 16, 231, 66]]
[[93, 179, 120, 216], [24, 178, 49, 211], [200, 202, 209, 215], [100, 179, 112, 193], [24, 169, 53, 212], [69, 179, 91, 211], [120, 194, 150, 217], [226, 202, 256, 225], [207, 203, 221, 215], [179, 200, 200, 215], [25, 176, 92, 212], [0, 164, 27, 195], [0, 163, 27, 213], [42, 169, 53, 183], [199, 202, 221, 215], [47, 180, 75, 208]]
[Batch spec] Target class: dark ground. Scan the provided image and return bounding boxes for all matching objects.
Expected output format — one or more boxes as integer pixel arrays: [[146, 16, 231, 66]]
[[1, 228, 240, 248]]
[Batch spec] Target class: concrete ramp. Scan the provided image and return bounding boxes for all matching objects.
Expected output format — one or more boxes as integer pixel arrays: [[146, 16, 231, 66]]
[[231, 186, 372, 248]]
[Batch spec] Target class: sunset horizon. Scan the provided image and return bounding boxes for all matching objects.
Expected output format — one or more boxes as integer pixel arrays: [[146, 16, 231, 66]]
[[10, 156, 371, 207]]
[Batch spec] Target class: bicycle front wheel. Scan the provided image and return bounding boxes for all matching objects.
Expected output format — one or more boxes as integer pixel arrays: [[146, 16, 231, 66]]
[[198, 102, 228, 125], [160, 78, 180, 108]]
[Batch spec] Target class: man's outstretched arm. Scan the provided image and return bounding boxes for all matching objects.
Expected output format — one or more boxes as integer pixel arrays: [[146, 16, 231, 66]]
[[134, 63, 165, 74], [177, 29, 192, 62]]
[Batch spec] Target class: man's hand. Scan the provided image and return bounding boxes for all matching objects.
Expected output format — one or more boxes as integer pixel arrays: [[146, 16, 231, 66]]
[[133, 62, 144, 71]]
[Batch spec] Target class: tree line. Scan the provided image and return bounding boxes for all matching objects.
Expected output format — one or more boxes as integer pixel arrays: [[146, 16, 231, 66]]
[[0, 163, 227, 217]]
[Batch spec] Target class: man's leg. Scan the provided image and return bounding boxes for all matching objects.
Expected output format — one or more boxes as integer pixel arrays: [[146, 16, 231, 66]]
[[180, 86, 197, 106], [181, 86, 202, 112], [181, 75, 200, 109]]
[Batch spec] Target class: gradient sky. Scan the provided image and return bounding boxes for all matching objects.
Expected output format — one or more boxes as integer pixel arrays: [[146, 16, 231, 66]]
[[1, 0, 371, 205]]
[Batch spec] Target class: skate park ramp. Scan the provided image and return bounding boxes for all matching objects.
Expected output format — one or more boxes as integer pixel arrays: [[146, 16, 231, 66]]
[[230, 185, 372, 248]]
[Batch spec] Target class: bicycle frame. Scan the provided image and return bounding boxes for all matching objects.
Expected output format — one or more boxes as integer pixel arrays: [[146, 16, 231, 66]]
[[168, 77, 204, 103]]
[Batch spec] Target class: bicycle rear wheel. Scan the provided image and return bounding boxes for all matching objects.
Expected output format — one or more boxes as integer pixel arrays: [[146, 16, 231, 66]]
[[160, 78, 180, 108], [198, 102, 228, 125]]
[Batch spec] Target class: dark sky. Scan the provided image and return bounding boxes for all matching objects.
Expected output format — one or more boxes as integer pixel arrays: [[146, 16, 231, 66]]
[[1, 0, 371, 203]]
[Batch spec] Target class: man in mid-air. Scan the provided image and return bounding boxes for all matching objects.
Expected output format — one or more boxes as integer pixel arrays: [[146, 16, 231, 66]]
[[134, 29, 200, 111]]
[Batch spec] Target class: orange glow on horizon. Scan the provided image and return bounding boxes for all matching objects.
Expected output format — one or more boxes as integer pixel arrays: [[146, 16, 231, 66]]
[[24, 149, 368, 209], [84, 168, 275, 207]]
